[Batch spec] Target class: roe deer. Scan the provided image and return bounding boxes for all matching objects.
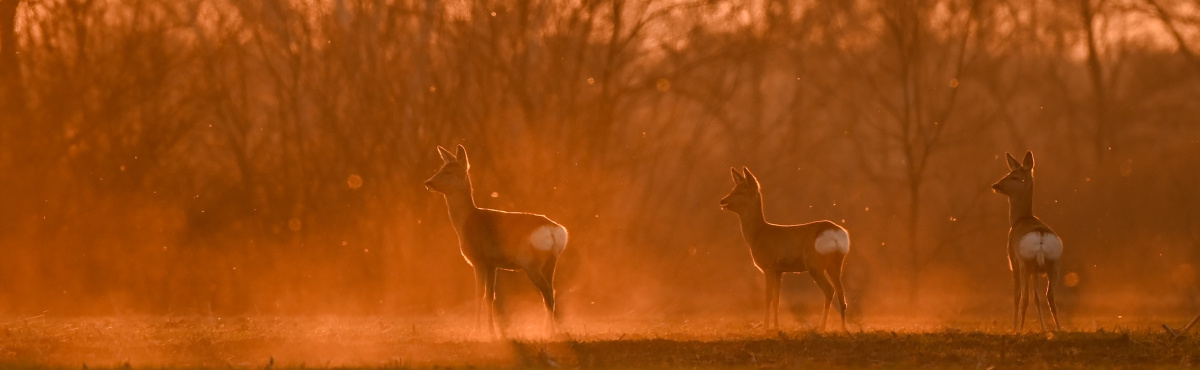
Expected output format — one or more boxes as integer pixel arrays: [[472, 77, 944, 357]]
[[424, 145, 568, 336], [720, 167, 850, 331], [992, 151, 1063, 331]]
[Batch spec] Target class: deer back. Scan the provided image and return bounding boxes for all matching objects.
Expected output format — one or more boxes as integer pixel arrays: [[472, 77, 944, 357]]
[[458, 208, 566, 269]]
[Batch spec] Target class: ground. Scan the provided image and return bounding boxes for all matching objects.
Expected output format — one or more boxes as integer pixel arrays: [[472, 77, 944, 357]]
[[0, 315, 1197, 369]]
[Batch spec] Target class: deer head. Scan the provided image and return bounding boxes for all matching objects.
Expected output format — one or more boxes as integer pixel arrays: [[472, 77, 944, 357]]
[[720, 167, 762, 214], [992, 151, 1035, 197], [425, 145, 472, 194]]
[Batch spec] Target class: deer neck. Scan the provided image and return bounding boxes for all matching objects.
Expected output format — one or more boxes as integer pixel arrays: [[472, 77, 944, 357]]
[[737, 199, 768, 240], [1007, 188, 1034, 225], [442, 179, 478, 230]]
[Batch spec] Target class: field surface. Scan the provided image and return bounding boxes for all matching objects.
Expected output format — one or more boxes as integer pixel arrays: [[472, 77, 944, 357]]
[[0, 315, 1197, 369]]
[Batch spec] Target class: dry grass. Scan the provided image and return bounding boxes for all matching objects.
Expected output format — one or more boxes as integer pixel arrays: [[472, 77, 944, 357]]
[[0, 315, 1197, 369]]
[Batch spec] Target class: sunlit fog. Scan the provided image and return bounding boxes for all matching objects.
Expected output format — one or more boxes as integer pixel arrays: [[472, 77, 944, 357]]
[[0, 0, 1198, 367]]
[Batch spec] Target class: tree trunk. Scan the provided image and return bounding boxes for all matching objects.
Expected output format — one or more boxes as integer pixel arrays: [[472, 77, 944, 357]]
[[0, 0, 23, 118], [908, 176, 922, 306], [1080, 0, 1112, 162]]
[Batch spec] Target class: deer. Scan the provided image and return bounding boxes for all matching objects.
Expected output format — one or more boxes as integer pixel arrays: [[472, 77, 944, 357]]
[[719, 167, 850, 332], [424, 145, 568, 336], [992, 151, 1063, 332]]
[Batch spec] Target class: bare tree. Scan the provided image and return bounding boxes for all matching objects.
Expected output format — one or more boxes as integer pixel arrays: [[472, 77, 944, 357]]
[[0, 0, 23, 126], [842, 0, 980, 304], [1080, 0, 1116, 161], [0, 0, 1197, 317]]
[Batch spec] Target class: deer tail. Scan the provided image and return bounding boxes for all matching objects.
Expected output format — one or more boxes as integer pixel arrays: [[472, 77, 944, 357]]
[[551, 225, 568, 255], [1036, 251, 1046, 267]]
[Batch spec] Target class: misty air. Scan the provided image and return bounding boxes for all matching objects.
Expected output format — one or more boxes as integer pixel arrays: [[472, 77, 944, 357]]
[[0, 0, 1198, 368]]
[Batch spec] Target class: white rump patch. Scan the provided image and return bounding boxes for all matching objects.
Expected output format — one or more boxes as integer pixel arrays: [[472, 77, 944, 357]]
[[529, 225, 568, 254], [814, 229, 850, 255], [1018, 231, 1063, 262]]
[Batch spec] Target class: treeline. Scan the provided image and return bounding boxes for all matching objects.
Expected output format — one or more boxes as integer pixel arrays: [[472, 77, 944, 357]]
[[0, 0, 1197, 318]]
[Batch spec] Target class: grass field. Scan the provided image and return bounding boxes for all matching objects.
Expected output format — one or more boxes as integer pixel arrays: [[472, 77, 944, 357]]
[[1, 315, 1197, 369]]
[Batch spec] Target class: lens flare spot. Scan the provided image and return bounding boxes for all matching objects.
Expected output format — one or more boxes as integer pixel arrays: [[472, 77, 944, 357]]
[[288, 218, 301, 231], [1119, 158, 1134, 176], [1064, 272, 1080, 287], [490, 192, 499, 198], [347, 174, 363, 189], [656, 78, 671, 92]]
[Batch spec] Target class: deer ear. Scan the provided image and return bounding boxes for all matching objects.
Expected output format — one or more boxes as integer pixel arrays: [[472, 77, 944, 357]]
[[1022, 151, 1034, 169], [437, 146, 457, 164], [742, 167, 759, 190], [455, 145, 470, 169], [1005, 152, 1021, 170], [730, 167, 745, 184]]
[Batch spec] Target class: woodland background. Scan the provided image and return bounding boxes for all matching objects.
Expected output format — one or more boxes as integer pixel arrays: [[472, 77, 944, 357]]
[[0, 0, 1198, 322]]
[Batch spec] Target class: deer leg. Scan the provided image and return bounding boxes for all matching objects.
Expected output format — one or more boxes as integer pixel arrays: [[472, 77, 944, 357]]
[[1030, 273, 1047, 331], [763, 270, 782, 330], [775, 271, 786, 330], [547, 257, 559, 326], [483, 267, 498, 338], [809, 268, 835, 332], [1011, 263, 1022, 331], [525, 258, 558, 334], [1046, 263, 1062, 331], [473, 267, 487, 334], [543, 258, 560, 331], [1017, 267, 1030, 332], [826, 261, 849, 332]]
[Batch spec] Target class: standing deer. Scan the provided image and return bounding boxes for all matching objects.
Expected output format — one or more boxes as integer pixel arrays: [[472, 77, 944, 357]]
[[719, 167, 850, 331], [424, 145, 568, 336], [992, 151, 1063, 331]]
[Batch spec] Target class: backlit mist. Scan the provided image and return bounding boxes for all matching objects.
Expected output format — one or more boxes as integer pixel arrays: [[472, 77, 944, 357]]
[[0, 0, 1198, 331]]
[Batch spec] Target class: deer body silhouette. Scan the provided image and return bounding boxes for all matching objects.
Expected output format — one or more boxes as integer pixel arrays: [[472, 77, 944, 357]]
[[992, 151, 1063, 331], [720, 167, 850, 331], [425, 145, 567, 336]]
